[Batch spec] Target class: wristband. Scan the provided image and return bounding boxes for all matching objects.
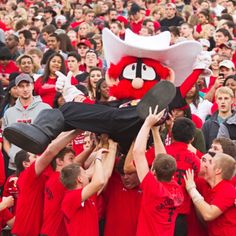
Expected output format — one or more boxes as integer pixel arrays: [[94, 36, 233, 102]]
[[188, 187, 204, 203]]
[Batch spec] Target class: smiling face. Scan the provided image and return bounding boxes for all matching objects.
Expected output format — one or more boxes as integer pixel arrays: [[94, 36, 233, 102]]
[[89, 69, 102, 89], [49, 55, 63, 76]]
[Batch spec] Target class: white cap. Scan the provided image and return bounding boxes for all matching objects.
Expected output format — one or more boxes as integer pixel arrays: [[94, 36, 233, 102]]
[[34, 15, 43, 21], [219, 60, 235, 70], [199, 38, 210, 48], [55, 15, 67, 24]]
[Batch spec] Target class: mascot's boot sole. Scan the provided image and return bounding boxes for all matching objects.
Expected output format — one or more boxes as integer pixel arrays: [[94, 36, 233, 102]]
[[137, 81, 176, 120], [4, 123, 50, 154], [3, 109, 64, 154]]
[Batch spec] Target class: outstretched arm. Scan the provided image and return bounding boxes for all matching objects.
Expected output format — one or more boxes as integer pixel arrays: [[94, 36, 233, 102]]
[[35, 129, 81, 176], [81, 148, 107, 201], [133, 106, 165, 182], [184, 169, 222, 221], [151, 126, 166, 156], [123, 142, 136, 174]]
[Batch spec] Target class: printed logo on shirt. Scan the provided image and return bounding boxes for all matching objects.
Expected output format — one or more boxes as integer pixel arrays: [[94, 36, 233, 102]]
[[175, 169, 186, 185], [158, 197, 176, 222], [41, 84, 56, 89], [45, 187, 53, 200], [17, 119, 32, 124]]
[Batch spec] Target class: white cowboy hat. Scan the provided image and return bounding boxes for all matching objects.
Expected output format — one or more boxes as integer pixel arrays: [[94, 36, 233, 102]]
[[102, 28, 202, 86]]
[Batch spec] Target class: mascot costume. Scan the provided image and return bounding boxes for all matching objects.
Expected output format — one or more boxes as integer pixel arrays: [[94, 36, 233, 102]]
[[3, 28, 211, 154]]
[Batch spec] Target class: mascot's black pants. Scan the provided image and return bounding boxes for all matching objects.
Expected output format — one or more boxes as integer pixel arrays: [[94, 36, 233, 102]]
[[60, 102, 143, 153]]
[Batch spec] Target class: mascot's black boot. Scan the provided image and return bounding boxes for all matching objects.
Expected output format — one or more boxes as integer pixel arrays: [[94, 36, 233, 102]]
[[137, 81, 176, 120], [3, 109, 65, 154]]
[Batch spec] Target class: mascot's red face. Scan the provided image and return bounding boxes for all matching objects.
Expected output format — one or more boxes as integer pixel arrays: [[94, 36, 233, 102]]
[[108, 56, 170, 100]]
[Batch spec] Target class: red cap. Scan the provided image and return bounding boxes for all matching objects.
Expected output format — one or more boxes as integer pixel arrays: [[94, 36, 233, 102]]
[[77, 39, 91, 48], [117, 15, 128, 26]]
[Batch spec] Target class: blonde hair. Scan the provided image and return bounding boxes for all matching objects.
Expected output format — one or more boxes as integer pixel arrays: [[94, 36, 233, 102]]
[[215, 86, 234, 99], [214, 153, 236, 180]]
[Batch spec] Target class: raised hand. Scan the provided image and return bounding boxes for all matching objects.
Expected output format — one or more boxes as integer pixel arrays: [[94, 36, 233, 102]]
[[184, 169, 196, 192], [144, 105, 165, 127]]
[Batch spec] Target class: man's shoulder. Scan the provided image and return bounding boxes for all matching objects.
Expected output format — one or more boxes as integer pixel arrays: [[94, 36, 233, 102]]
[[31, 96, 51, 109]]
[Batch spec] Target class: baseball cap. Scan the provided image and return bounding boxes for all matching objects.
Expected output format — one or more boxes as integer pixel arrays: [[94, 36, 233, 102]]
[[117, 16, 128, 26], [15, 73, 33, 86], [219, 41, 234, 50], [166, 3, 176, 9], [199, 38, 210, 48], [219, 60, 235, 70], [55, 15, 67, 24], [77, 39, 91, 48], [34, 15, 43, 21]]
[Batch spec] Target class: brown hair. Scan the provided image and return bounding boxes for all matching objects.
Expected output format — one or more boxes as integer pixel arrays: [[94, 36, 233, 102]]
[[214, 153, 236, 180], [152, 153, 176, 182], [213, 137, 236, 159], [51, 147, 75, 170], [60, 163, 81, 190]]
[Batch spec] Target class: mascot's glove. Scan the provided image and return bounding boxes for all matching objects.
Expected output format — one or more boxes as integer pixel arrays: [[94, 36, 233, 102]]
[[193, 51, 213, 77], [55, 71, 84, 102]]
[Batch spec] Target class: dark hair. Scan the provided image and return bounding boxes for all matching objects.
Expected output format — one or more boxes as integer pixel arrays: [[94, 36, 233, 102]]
[[213, 137, 236, 159], [191, 83, 201, 108], [169, 26, 180, 37], [51, 147, 75, 170], [223, 74, 236, 86], [0, 47, 12, 60], [15, 19, 28, 32], [220, 13, 234, 22], [222, 21, 235, 30], [216, 28, 232, 40], [19, 30, 33, 40], [53, 92, 64, 108], [88, 67, 102, 98], [199, 9, 210, 20], [172, 117, 196, 143], [57, 33, 75, 53], [29, 26, 40, 35], [41, 24, 56, 34], [0, 75, 19, 118], [95, 78, 106, 102], [15, 150, 30, 176], [48, 33, 60, 42], [67, 51, 81, 62], [152, 153, 176, 182], [42, 53, 66, 83]]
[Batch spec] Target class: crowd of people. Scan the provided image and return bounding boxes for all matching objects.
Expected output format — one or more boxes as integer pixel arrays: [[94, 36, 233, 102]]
[[0, 0, 235, 235]]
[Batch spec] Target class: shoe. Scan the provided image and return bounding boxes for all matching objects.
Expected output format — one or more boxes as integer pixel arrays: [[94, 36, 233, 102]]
[[136, 81, 176, 120], [3, 109, 64, 154]]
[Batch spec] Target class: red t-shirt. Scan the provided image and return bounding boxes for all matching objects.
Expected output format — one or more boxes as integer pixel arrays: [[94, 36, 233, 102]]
[[12, 163, 52, 236], [3, 174, 18, 214], [0, 151, 5, 187], [103, 172, 142, 236], [137, 172, 183, 236], [0, 198, 13, 232], [166, 142, 200, 214], [0, 60, 19, 86], [34, 76, 78, 107], [206, 180, 236, 236], [130, 19, 143, 34], [41, 171, 68, 236], [62, 188, 99, 236]]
